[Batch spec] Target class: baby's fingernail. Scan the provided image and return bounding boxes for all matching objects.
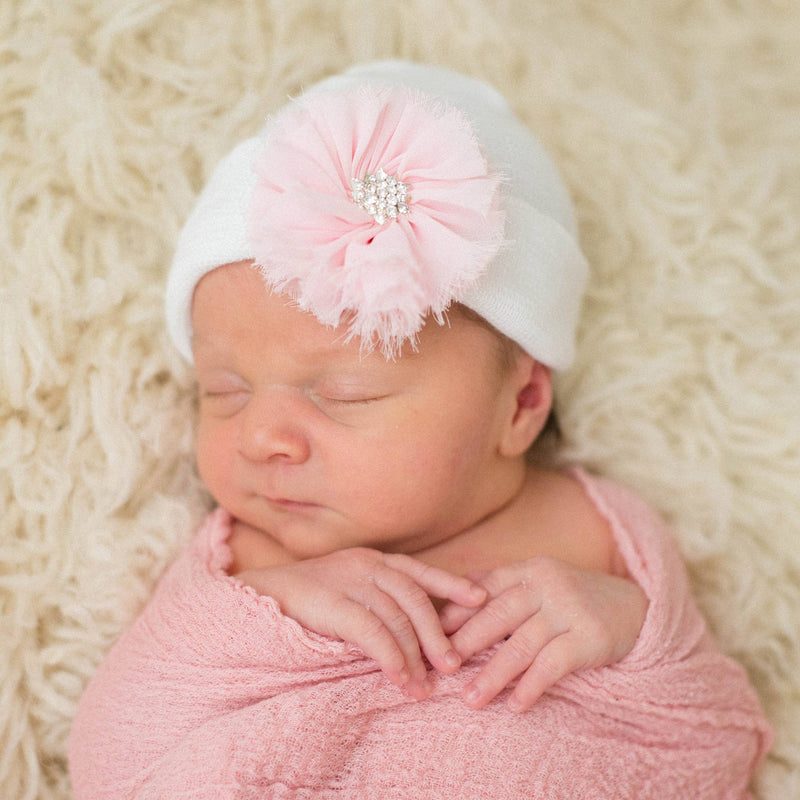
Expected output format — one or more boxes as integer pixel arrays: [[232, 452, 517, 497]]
[[464, 685, 482, 706], [405, 678, 432, 701], [444, 649, 461, 669], [507, 695, 524, 713], [470, 585, 487, 601], [398, 668, 411, 684]]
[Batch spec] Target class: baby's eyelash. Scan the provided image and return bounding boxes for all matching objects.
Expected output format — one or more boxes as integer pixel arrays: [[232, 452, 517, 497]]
[[315, 393, 386, 406], [201, 389, 247, 399], [333, 396, 380, 405]]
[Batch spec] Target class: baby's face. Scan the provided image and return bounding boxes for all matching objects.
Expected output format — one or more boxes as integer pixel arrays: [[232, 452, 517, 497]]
[[191, 261, 524, 559]]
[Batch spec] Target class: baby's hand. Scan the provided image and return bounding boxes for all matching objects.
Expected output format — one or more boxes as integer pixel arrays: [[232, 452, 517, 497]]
[[439, 558, 649, 712], [237, 549, 486, 699]]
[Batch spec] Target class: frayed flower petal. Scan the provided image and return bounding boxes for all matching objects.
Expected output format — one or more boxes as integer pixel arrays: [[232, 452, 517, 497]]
[[340, 227, 427, 354], [248, 85, 505, 356]]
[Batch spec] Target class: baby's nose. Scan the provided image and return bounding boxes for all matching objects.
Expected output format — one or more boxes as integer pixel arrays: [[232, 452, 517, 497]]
[[237, 391, 311, 465]]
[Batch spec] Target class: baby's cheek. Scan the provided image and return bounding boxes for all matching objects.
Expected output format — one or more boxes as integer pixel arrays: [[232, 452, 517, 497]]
[[388, 438, 453, 503], [195, 421, 234, 498]]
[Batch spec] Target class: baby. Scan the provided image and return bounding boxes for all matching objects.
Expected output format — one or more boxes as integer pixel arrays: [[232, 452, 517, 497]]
[[68, 62, 771, 799]]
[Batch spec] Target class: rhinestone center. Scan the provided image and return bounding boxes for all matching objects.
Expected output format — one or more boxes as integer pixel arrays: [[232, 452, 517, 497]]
[[351, 167, 411, 225]]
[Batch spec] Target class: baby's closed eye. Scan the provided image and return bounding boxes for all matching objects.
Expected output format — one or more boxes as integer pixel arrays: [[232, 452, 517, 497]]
[[310, 392, 389, 421], [311, 377, 391, 406], [198, 377, 251, 415]]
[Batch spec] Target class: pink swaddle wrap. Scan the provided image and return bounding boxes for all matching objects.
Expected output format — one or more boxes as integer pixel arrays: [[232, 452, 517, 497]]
[[68, 469, 771, 799]]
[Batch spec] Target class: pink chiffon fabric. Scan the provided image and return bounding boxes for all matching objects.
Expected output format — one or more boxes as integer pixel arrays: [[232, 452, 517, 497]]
[[69, 469, 772, 799], [248, 86, 505, 357]]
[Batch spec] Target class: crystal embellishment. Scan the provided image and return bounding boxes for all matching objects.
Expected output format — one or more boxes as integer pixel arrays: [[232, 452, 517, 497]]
[[351, 167, 411, 224]]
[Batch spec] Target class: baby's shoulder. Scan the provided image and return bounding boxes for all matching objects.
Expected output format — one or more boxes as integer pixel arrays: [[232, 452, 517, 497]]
[[520, 467, 629, 577]]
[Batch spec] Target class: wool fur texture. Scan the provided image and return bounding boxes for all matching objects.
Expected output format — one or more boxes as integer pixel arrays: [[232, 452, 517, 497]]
[[1, 1, 798, 798]]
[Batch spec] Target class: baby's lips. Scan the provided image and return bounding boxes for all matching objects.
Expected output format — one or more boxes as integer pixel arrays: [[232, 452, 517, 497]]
[[264, 496, 322, 513]]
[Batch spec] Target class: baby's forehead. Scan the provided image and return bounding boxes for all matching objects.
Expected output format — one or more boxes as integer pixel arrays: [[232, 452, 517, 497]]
[[192, 263, 405, 361], [192, 265, 499, 378]]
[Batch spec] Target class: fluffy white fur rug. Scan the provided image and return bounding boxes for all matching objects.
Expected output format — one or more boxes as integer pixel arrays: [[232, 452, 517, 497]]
[[2, 1, 798, 797]]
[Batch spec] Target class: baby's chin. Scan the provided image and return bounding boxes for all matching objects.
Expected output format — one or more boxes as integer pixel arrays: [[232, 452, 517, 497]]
[[234, 505, 373, 560], [230, 493, 461, 561]]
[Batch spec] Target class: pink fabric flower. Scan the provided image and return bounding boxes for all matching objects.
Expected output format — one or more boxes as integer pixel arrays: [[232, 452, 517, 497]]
[[248, 85, 505, 356]]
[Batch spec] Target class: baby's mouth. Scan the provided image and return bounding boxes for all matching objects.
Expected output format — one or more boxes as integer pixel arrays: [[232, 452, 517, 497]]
[[265, 497, 321, 513]]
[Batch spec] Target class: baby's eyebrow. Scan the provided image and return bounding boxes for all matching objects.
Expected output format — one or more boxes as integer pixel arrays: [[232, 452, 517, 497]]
[[191, 332, 235, 357], [301, 342, 418, 367]]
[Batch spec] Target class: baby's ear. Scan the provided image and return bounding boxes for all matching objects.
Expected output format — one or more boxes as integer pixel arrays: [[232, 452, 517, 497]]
[[498, 356, 553, 457]]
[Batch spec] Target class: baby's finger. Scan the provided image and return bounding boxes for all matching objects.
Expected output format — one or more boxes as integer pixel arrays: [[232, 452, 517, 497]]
[[334, 601, 413, 689], [462, 616, 557, 710], [467, 562, 532, 598], [450, 588, 536, 662], [508, 635, 585, 712], [383, 553, 487, 607], [372, 566, 463, 675], [353, 589, 431, 693], [437, 567, 510, 634], [438, 601, 483, 635]]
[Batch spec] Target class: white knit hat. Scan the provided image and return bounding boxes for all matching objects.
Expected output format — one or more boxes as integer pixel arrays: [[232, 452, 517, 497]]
[[165, 60, 588, 370]]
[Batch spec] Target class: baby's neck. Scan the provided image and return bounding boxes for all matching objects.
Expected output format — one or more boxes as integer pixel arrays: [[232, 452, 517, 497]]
[[411, 466, 620, 578], [383, 455, 530, 559]]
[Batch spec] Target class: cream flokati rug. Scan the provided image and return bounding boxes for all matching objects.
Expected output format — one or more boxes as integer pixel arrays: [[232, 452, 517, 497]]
[[1, 1, 798, 797]]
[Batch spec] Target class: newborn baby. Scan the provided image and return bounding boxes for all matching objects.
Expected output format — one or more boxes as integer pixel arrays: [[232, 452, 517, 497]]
[[68, 61, 771, 799]]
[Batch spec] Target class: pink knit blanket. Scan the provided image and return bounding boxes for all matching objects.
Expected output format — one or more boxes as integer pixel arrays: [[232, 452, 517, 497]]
[[69, 471, 772, 799]]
